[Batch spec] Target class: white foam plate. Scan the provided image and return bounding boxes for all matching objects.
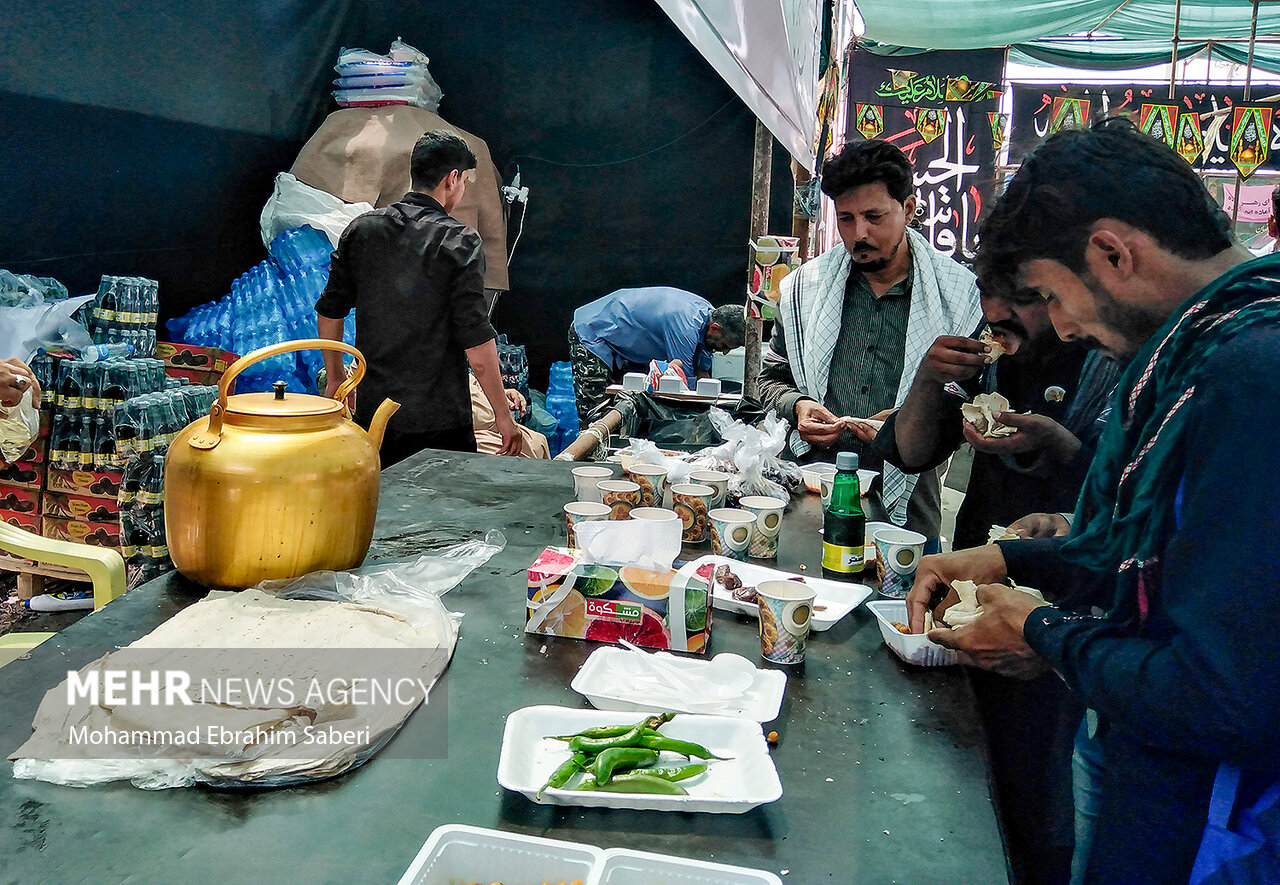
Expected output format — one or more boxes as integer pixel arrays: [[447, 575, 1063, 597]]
[[866, 600, 960, 667], [571, 646, 786, 722], [396, 824, 783, 885], [497, 705, 782, 813], [396, 824, 598, 885], [800, 462, 878, 496], [683, 555, 871, 630]]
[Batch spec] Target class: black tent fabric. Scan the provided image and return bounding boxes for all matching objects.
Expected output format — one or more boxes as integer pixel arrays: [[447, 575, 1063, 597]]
[[0, 0, 794, 380]]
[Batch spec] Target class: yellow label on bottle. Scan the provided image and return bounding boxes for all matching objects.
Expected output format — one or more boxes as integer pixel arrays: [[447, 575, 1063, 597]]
[[822, 541, 865, 572]]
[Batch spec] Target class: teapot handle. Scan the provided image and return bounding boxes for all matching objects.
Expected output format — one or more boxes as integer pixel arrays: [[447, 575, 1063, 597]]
[[188, 339, 366, 451]]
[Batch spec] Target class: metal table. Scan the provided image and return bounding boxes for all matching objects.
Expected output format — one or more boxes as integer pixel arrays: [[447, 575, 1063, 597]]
[[0, 450, 1007, 884]]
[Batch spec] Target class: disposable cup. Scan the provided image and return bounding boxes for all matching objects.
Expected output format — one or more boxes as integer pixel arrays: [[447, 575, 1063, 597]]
[[689, 469, 730, 509], [572, 465, 613, 504], [624, 463, 669, 508], [873, 527, 927, 599], [564, 501, 609, 547], [739, 495, 786, 559], [597, 479, 641, 519], [709, 508, 755, 561], [671, 482, 715, 544], [756, 579, 815, 665]]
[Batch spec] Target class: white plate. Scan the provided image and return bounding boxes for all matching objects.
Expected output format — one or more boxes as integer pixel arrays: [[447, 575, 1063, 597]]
[[497, 705, 783, 813], [865, 600, 960, 667], [396, 824, 783, 885], [684, 555, 872, 631], [571, 646, 786, 722]]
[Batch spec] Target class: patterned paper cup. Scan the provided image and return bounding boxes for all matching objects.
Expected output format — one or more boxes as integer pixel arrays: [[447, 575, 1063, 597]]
[[624, 464, 669, 508], [564, 501, 610, 547], [709, 508, 756, 560], [756, 579, 815, 665], [873, 527, 927, 599], [689, 469, 730, 509], [671, 482, 715, 544], [571, 465, 614, 504], [739, 495, 786, 559], [597, 479, 642, 519], [628, 507, 680, 523]]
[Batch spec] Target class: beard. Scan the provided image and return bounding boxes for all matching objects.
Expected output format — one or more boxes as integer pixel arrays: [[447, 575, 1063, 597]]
[[1081, 269, 1166, 363], [848, 235, 902, 272]]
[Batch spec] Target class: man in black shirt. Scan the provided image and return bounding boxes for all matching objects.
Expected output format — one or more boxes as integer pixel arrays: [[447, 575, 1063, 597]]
[[876, 287, 1117, 551], [317, 130, 519, 468]]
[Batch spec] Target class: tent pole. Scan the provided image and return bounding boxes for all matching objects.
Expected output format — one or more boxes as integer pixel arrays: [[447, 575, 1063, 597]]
[[1231, 0, 1261, 228], [743, 117, 772, 401], [1168, 0, 1182, 100], [1088, 0, 1134, 36]]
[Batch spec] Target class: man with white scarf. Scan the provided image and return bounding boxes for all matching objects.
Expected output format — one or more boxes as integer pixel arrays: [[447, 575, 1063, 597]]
[[759, 140, 982, 548]]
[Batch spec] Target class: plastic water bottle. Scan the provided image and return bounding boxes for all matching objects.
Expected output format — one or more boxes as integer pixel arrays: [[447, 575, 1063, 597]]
[[81, 343, 135, 362], [544, 361, 579, 455]]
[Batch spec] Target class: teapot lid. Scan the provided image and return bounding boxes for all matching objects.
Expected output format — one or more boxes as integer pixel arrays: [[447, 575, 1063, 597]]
[[223, 381, 345, 420]]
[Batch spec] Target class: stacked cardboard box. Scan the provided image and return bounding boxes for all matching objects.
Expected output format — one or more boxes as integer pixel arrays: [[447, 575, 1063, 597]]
[[0, 410, 52, 533], [42, 466, 125, 548], [156, 341, 238, 386]]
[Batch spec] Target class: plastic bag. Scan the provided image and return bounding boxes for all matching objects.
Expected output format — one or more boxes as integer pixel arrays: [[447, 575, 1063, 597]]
[[256, 530, 506, 633], [0, 295, 95, 362], [0, 388, 40, 462], [703, 408, 802, 501], [10, 533, 504, 791], [259, 173, 375, 250]]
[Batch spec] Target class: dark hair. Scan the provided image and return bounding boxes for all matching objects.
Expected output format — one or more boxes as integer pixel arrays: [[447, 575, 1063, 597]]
[[410, 130, 477, 190], [976, 118, 1232, 298], [710, 303, 746, 346], [820, 140, 914, 203]]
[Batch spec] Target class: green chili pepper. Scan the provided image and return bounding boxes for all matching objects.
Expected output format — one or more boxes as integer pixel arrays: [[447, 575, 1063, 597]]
[[593, 747, 658, 784], [631, 762, 708, 782], [577, 773, 689, 795], [568, 720, 650, 753], [635, 734, 729, 760], [535, 752, 589, 799], [549, 713, 675, 742]]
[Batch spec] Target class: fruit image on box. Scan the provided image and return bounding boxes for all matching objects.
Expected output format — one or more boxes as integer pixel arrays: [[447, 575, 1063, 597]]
[[0, 461, 45, 490], [42, 515, 121, 548], [46, 467, 123, 498], [0, 485, 41, 515], [0, 508, 41, 532], [526, 547, 710, 653], [41, 491, 119, 521]]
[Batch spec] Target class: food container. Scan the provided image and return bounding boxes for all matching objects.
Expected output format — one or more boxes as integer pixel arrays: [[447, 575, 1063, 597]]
[[686, 555, 871, 630], [800, 462, 878, 495], [695, 377, 722, 397], [866, 599, 960, 666], [571, 646, 786, 722], [396, 824, 783, 885], [497, 705, 782, 813]]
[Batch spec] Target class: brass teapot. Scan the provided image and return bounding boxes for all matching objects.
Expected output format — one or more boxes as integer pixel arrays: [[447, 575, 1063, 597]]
[[165, 339, 399, 589]]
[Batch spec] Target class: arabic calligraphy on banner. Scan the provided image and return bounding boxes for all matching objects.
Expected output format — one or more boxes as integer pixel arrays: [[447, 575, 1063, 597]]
[[876, 70, 1000, 105], [1010, 83, 1280, 179], [849, 48, 1004, 261]]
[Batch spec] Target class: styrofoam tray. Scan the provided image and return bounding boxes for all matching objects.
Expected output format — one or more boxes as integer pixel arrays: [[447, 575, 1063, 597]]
[[396, 824, 598, 885], [571, 646, 786, 722], [497, 705, 782, 813], [396, 824, 782, 885], [866, 600, 960, 667], [799, 462, 878, 496], [598, 847, 782, 884], [684, 555, 871, 630]]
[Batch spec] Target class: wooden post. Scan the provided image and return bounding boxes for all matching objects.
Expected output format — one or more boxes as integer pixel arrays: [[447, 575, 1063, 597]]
[[792, 159, 813, 259], [743, 118, 772, 400]]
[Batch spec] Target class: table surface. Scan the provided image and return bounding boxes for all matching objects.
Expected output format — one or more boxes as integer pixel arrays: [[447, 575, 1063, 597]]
[[0, 451, 1008, 885]]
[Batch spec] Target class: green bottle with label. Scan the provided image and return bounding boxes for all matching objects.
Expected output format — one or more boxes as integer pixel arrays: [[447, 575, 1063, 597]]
[[822, 451, 865, 579]]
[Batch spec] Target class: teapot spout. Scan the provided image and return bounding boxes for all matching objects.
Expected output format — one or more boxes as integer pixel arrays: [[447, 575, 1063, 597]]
[[366, 399, 400, 452]]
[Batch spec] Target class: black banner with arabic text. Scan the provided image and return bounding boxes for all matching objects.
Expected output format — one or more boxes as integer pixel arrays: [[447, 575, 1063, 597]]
[[847, 48, 1005, 262], [1010, 83, 1280, 178]]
